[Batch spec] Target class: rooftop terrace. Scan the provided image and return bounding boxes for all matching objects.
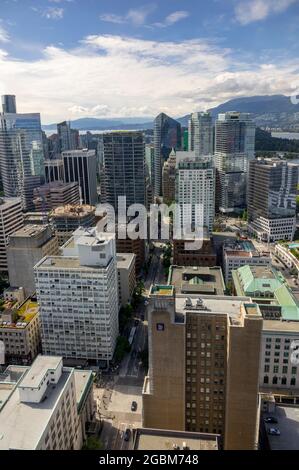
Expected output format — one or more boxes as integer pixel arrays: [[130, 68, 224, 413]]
[[0, 298, 38, 329]]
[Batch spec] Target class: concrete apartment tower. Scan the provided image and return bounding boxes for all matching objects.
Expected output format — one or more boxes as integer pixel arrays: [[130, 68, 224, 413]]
[[62, 149, 98, 205], [175, 153, 215, 236], [34, 227, 119, 367], [142, 286, 262, 450]]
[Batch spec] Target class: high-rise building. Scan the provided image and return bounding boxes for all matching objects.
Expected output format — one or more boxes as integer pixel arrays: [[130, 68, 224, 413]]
[[214, 112, 255, 213], [57, 121, 78, 153], [62, 149, 98, 205], [102, 131, 145, 211], [7, 224, 60, 296], [248, 158, 298, 242], [142, 286, 262, 450], [162, 149, 177, 204], [153, 113, 181, 197], [188, 112, 213, 157], [44, 158, 64, 182], [0, 355, 95, 450], [0, 96, 45, 211], [0, 197, 24, 271], [1, 95, 16, 114], [34, 227, 119, 366], [176, 154, 215, 235], [33, 181, 80, 211]]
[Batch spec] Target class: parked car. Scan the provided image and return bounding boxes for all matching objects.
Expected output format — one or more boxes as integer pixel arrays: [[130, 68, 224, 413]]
[[264, 417, 278, 424], [124, 428, 131, 441], [268, 428, 280, 436], [131, 401, 137, 412]]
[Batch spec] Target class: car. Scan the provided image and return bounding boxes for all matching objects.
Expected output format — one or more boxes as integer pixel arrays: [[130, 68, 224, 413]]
[[264, 417, 278, 424], [268, 428, 280, 436], [124, 428, 131, 441], [131, 401, 137, 412]]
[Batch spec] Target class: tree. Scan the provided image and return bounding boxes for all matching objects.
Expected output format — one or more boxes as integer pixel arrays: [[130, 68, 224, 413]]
[[119, 303, 133, 333], [82, 436, 104, 450], [139, 348, 149, 370], [114, 335, 131, 363], [133, 280, 145, 306]]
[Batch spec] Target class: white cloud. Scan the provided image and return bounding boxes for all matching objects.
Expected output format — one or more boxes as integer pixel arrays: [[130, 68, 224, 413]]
[[0, 25, 10, 43], [153, 10, 190, 27], [235, 0, 297, 25], [42, 7, 64, 20], [0, 34, 298, 123], [99, 5, 155, 26]]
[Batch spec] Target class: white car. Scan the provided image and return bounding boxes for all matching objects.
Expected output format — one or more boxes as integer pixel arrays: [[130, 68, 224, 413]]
[[268, 428, 280, 436]]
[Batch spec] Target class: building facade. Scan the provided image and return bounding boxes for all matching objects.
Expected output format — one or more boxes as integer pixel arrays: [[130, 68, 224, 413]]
[[0, 197, 24, 271], [62, 149, 97, 205], [248, 158, 298, 242], [33, 181, 80, 212], [188, 112, 213, 157], [162, 149, 176, 204], [142, 286, 262, 450], [0, 95, 45, 211], [176, 155, 215, 235], [7, 224, 60, 296], [117, 253, 136, 307], [101, 131, 145, 211], [153, 113, 181, 197], [0, 355, 95, 450], [214, 112, 255, 213], [34, 228, 119, 366]]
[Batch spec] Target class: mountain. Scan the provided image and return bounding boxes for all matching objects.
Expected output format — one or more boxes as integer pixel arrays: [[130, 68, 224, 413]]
[[42, 117, 153, 132], [42, 95, 299, 132]]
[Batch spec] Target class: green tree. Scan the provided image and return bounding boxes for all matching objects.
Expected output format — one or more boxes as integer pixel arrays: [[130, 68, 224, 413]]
[[114, 335, 131, 363], [82, 436, 104, 450]]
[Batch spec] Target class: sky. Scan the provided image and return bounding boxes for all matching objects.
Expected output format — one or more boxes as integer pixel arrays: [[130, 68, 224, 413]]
[[0, 0, 299, 123]]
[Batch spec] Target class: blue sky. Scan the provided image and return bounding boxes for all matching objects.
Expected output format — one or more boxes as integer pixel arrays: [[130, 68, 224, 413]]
[[0, 0, 299, 122]]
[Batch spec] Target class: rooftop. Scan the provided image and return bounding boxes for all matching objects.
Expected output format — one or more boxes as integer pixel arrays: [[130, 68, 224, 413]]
[[232, 265, 299, 322], [133, 428, 219, 451], [34, 255, 113, 271], [0, 367, 72, 449], [0, 197, 21, 211], [150, 285, 174, 297], [168, 265, 225, 296], [51, 204, 95, 218], [223, 239, 270, 258], [19, 356, 61, 389], [10, 224, 48, 238], [116, 253, 135, 270], [0, 298, 39, 329]]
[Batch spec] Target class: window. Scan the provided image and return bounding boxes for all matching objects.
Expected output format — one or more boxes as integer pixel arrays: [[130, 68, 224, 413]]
[[292, 367, 297, 375], [264, 365, 270, 373], [291, 378, 296, 386], [272, 376, 278, 385], [263, 376, 269, 384]]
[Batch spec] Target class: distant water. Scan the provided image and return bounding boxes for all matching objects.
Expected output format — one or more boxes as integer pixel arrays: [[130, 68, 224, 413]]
[[272, 132, 299, 140]]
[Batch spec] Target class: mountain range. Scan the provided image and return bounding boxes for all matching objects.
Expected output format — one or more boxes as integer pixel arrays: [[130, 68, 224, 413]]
[[43, 94, 299, 132]]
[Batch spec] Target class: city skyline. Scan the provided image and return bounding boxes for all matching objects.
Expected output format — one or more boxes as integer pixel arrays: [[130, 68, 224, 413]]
[[0, 0, 298, 122]]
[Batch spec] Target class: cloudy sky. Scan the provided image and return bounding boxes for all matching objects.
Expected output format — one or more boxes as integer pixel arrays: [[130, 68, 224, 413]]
[[0, 0, 299, 123]]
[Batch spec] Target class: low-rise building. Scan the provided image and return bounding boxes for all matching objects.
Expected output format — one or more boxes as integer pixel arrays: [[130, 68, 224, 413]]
[[7, 225, 60, 297], [275, 242, 299, 278], [173, 236, 217, 268], [0, 296, 41, 365], [117, 253, 136, 307], [168, 265, 226, 296], [232, 265, 299, 393], [223, 239, 271, 284], [133, 428, 219, 450], [0, 355, 96, 450]]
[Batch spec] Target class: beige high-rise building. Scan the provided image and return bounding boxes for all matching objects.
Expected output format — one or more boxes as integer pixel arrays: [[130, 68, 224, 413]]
[[142, 285, 262, 450], [0, 197, 24, 271], [162, 149, 176, 204]]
